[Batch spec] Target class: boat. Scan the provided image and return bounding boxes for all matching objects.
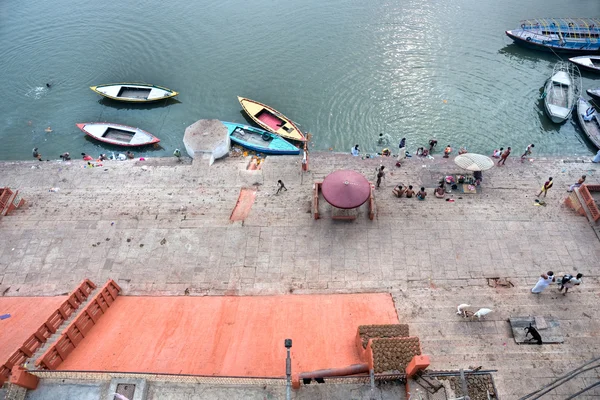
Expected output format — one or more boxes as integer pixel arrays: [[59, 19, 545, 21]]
[[237, 97, 306, 142], [575, 97, 600, 149], [505, 18, 600, 54], [569, 55, 600, 73], [542, 61, 581, 123], [76, 122, 160, 146], [587, 88, 600, 102], [90, 83, 178, 102], [221, 122, 299, 155]]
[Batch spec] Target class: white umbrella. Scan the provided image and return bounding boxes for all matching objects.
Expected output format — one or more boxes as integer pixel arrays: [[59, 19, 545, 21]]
[[454, 153, 494, 172]]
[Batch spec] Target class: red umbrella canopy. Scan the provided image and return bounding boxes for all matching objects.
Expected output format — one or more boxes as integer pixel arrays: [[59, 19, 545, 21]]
[[321, 170, 371, 209]]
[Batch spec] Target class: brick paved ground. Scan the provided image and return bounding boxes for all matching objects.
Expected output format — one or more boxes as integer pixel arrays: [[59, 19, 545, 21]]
[[1, 153, 599, 399]]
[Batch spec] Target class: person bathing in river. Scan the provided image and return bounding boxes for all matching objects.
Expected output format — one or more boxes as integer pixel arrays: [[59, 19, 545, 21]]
[[443, 145, 452, 158], [492, 148, 503, 158], [429, 139, 437, 153]]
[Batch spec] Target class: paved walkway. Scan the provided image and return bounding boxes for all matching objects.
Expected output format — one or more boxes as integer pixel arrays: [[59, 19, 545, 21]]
[[1, 153, 599, 399]]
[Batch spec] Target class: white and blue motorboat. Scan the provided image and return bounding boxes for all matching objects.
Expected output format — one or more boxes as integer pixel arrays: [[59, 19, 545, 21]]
[[506, 18, 600, 54]]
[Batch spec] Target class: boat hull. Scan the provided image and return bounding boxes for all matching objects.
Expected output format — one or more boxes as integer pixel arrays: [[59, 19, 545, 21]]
[[587, 89, 600, 102], [90, 83, 178, 102], [237, 97, 306, 142], [569, 56, 600, 74], [506, 31, 600, 55], [76, 123, 160, 147], [221, 122, 299, 155], [542, 62, 580, 124], [575, 98, 600, 150]]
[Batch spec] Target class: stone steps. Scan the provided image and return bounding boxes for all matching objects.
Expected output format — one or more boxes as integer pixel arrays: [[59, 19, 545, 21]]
[[28, 286, 101, 370]]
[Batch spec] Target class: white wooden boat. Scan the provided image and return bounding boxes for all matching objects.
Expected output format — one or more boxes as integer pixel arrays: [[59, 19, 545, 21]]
[[543, 62, 581, 124], [90, 83, 178, 102], [76, 122, 160, 147], [576, 98, 600, 150], [569, 56, 600, 74]]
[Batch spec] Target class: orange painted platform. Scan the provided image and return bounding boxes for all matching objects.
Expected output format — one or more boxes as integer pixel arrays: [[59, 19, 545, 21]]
[[0, 297, 67, 364], [57, 293, 398, 377]]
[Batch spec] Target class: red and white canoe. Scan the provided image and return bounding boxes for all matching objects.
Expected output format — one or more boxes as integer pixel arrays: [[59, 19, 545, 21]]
[[76, 122, 160, 147]]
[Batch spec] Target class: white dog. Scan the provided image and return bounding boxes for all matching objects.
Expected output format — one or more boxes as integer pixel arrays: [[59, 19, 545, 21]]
[[456, 304, 471, 316], [472, 308, 493, 319]]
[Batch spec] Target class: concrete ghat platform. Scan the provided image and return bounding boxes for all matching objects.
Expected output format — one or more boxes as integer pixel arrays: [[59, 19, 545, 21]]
[[1, 153, 600, 398], [56, 293, 398, 376]]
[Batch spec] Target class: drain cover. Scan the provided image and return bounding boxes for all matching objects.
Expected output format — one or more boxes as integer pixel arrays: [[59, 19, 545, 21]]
[[115, 383, 136, 400]]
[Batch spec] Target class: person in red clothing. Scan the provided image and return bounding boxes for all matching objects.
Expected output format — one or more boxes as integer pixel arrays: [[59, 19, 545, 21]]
[[537, 177, 553, 198], [81, 152, 93, 161], [498, 147, 511, 166]]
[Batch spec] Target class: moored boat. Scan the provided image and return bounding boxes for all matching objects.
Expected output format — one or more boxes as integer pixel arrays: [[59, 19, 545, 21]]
[[76, 122, 160, 146], [575, 97, 600, 149], [90, 83, 178, 102], [506, 18, 600, 54], [237, 97, 306, 142], [542, 61, 581, 124], [221, 122, 299, 155], [587, 88, 600, 102], [569, 55, 600, 73]]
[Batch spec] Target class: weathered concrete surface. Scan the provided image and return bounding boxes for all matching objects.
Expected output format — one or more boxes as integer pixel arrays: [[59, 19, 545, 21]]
[[147, 381, 405, 400], [1, 153, 600, 399], [24, 380, 104, 400], [19, 379, 405, 400]]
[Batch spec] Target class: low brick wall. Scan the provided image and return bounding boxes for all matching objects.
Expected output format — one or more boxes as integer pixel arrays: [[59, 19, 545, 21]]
[[36, 280, 120, 370]]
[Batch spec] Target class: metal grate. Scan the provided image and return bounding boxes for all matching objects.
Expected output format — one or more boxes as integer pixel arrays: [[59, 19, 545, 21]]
[[115, 383, 136, 399]]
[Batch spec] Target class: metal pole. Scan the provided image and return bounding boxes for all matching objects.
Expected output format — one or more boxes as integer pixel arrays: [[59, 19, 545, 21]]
[[285, 339, 292, 400]]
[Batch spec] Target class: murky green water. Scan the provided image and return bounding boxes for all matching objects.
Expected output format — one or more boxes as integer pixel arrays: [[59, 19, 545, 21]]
[[1, 0, 599, 160]]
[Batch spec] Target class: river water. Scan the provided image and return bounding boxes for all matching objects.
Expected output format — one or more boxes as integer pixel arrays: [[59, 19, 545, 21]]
[[1, 0, 599, 160]]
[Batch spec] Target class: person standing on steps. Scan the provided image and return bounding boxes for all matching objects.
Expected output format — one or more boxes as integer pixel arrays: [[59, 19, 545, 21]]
[[276, 180, 287, 195], [558, 273, 583, 296], [498, 147, 511, 166], [537, 177, 553, 198], [521, 144, 534, 161], [531, 271, 554, 294], [376, 166, 385, 188], [398, 138, 406, 160]]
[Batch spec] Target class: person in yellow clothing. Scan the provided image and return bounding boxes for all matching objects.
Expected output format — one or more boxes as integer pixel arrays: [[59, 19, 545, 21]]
[[537, 177, 553, 198]]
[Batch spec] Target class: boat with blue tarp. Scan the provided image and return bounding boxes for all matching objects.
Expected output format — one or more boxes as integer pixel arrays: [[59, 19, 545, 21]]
[[221, 122, 300, 155], [506, 18, 600, 54]]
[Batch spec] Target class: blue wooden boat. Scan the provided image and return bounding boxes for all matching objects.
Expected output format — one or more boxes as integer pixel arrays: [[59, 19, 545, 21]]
[[221, 122, 300, 155], [506, 18, 600, 54]]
